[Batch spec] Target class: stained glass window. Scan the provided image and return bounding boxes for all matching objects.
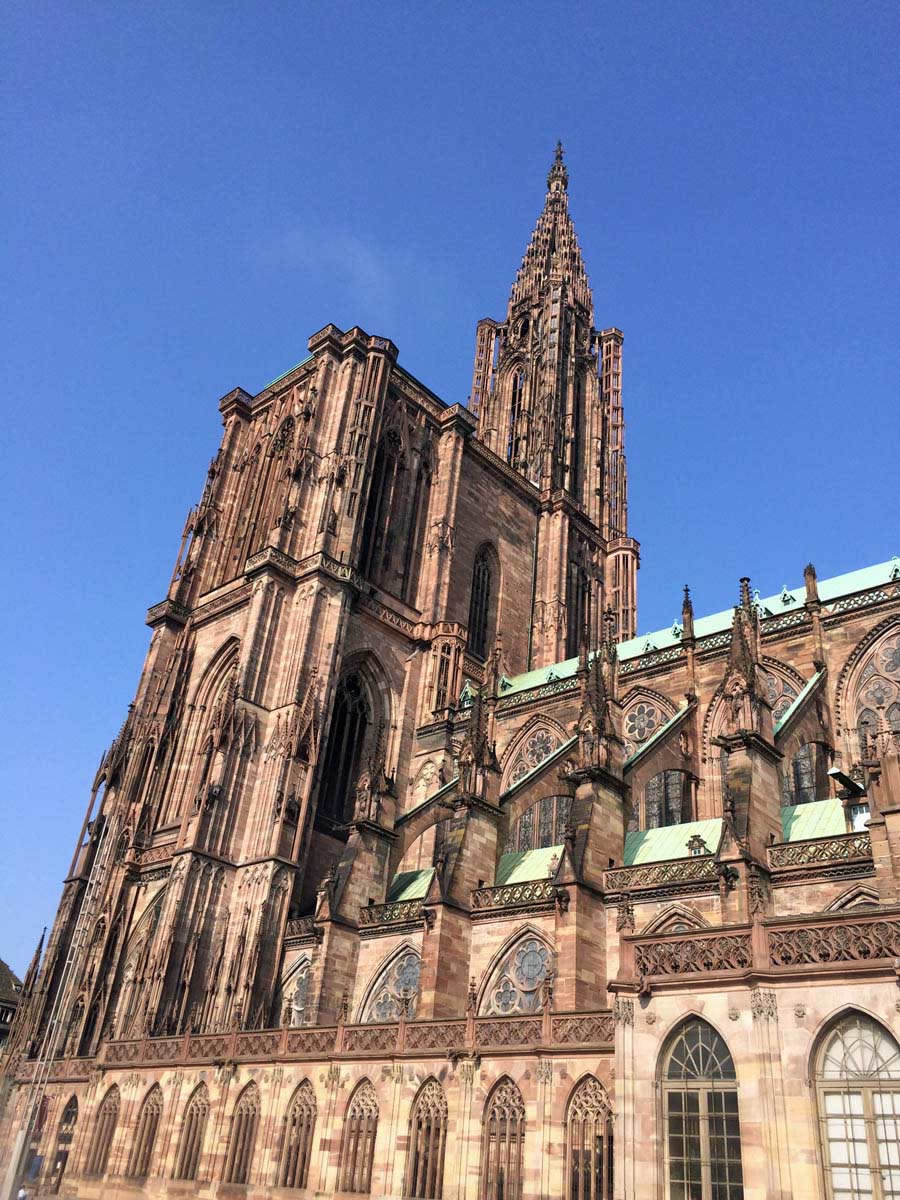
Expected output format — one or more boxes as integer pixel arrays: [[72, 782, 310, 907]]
[[279, 1081, 317, 1190], [508, 795, 571, 852], [662, 1019, 744, 1200], [639, 771, 689, 830], [340, 1081, 379, 1194], [468, 550, 493, 660]]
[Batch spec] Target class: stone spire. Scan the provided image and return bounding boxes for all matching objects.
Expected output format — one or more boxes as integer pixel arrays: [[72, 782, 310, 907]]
[[468, 146, 640, 651]]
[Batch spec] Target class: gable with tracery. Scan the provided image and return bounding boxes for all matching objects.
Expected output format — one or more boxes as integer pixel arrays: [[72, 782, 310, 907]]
[[501, 717, 567, 791]]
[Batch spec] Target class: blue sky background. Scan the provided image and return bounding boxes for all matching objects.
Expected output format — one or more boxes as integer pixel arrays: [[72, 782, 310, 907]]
[[2, 1, 898, 974]]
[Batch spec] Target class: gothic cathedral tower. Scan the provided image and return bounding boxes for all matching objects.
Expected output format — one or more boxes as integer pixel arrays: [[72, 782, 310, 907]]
[[469, 144, 639, 663]]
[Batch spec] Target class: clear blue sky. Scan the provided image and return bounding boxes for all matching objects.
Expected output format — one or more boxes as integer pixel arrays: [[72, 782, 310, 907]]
[[2, 1, 898, 975]]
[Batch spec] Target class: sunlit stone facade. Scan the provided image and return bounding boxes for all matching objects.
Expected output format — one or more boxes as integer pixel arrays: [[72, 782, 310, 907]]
[[3, 148, 900, 1200]]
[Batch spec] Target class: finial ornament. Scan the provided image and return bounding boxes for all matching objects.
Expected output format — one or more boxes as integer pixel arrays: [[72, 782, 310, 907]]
[[547, 141, 568, 192]]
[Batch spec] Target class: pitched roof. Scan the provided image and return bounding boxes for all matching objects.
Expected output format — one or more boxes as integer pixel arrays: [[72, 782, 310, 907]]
[[386, 868, 435, 902], [624, 819, 723, 866], [781, 798, 846, 841], [495, 844, 563, 885], [0, 958, 22, 1004], [494, 557, 898, 703]]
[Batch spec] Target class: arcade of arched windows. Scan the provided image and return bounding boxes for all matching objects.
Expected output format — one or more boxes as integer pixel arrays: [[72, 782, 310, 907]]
[[54, 1012, 900, 1197]]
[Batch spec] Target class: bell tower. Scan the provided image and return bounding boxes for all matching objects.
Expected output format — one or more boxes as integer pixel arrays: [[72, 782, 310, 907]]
[[469, 144, 639, 661]]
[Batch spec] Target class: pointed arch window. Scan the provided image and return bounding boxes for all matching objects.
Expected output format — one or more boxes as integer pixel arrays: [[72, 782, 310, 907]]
[[815, 1013, 900, 1200], [224, 1083, 259, 1185], [362, 948, 422, 1023], [566, 1076, 613, 1200], [481, 1077, 525, 1200], [48, 1096, 78, 1194], [566, 555, 591, 659], [662, 1018, 743, 1200], [126, 1085, 163, 1179], [339, 1080, 379, 1194], [782, 742, 829, 806], [405, 1079, 448, 1199], [468, 548, 494, 660], [507, 370, 525, 465], [173, 1084, 209, 1182], [318, 672, 371, 829], [289, 960, 310, 1027], [480, 935, 553, 1016], [279, 1080, 317, 1190], [85, 1085, 119, 1177]]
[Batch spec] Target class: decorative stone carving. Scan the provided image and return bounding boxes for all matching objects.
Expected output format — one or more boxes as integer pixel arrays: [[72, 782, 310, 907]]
[[750, 988, 777, 1020]]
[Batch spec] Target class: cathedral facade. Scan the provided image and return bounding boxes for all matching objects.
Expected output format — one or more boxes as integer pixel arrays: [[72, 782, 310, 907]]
[[4, 147, 900, 1200]]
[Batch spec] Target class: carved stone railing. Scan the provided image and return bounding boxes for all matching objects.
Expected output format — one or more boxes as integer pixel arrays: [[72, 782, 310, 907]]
[[359, 899, 424, 928], [342, 1024, 398, 1053], [404, 1020, 467, 1051], [62, 1008, 616, 1079], [285, 1027, 337, 1056], [605, 856, 719, 893], [551, 1012, 615, 1045], [130, 843, 176, 867], [471, 879, 556, 912], [12, 1056, 93, 1082], [284, 916, 319, 940], [768, 831, 871, 870], [475, 1016, 543, 1047], [631, 928, 753, 980], [767, 914, 900, 967]]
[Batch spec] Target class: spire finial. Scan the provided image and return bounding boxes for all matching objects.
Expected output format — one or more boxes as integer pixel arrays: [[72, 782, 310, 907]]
[[547, 141, 568, 192]]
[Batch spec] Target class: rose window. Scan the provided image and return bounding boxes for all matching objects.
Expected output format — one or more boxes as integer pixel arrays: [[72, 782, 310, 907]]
[[625, 703, 658, 743], [506, 727, 560, 787], [524, 730, 556, 766]]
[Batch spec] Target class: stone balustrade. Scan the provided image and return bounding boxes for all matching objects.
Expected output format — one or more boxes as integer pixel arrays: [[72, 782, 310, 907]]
[[19, 1008, 615, 1081]]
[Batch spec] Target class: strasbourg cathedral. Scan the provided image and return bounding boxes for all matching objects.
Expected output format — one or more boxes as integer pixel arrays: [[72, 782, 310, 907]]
[[5, 145, 900, 1200]]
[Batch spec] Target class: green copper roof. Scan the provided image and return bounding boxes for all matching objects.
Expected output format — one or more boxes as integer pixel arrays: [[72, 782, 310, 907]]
[[781, 798, 845, 842], [495, 844, 563, 885], [266, 354, 314, 388], [624, 818, 723, 866], [774, 670, 825, 736], [386, 867, 435, 902], [624, 705, 689, 769], [493, 557, 898, 701]]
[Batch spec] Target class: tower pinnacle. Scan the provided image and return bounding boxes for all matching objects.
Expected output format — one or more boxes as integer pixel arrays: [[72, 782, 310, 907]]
[[547, 140, 568, 192]]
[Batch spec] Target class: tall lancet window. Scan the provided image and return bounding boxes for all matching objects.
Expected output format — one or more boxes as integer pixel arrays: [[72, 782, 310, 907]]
[[481, 1078, 526, 1200], [279, 1081, 317, 1190], [507, 370, 525, 465], [468, 547, 494, 660], [566, 554, 590, 658], [566, 1077, 614, 1200], [405, 1079, 449, 1199], [339, 1080, 379, 1194], [318, 672, 370, 828]]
